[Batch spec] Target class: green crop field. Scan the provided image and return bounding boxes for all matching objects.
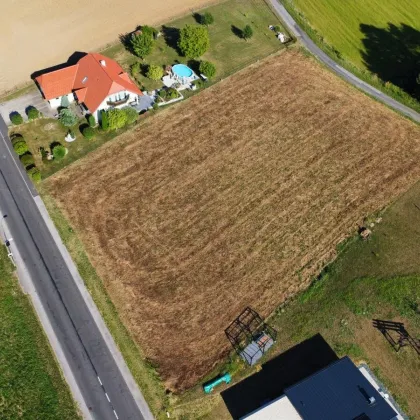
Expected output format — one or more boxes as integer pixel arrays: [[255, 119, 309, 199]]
[[284, 0, 420, 107], [289, 0, 420, 67], [0, 249, 79, 419]]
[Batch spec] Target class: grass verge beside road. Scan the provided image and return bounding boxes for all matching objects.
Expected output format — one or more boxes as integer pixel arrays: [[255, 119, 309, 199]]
[[39, 189, 168, 418], [0, 247, 79, 419]]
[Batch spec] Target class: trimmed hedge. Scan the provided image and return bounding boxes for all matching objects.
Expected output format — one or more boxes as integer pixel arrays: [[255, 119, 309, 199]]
[[13, 140, 28, 156], [101, 111, 109, 130], [11, 134, 24, 145], [27, 107, 40, 120], [87, 114, 96, 127], [10, 112, 23, 125], [20, 154, 34, 167], [82, 126, 95, 139], [27, 167, 41, 182], [123, 107, 139, 125]]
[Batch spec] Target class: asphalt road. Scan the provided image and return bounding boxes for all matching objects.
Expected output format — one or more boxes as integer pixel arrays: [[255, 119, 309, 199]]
[[269, 0, 420, 124], [0, 115, 146, 419]]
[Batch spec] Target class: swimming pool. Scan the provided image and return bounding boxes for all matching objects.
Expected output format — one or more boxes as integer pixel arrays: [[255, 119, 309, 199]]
[[172, 64, 193, 78]]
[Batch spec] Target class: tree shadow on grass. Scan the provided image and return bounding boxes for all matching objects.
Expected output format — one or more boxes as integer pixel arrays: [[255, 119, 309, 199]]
[[192, 13, 203, 24], [79, 123, 89, 135], [231, 25, 243, 39], [187, 59, 200, 74], [162, 26, 181, 54], [360, 22, 420, 98], [119, 32, 133, 53]]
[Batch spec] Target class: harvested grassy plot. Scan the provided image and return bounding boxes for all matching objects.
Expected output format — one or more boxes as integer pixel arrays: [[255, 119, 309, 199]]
[[103, 0, 286, 91], [176, 180, 420, 417], [46, 50, 420, 391], [0, 248, 79, 419]]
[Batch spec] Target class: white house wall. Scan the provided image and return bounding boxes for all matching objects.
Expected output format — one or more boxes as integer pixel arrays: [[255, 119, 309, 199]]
[[48, 93, 74, 109], [92, 90, 139, 122]]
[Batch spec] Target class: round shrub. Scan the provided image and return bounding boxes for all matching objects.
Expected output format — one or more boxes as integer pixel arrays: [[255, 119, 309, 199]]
[[82, 126, 95, 139], [27, 107, 40, 120], [199, 61, 216, 78], [11, 133, 24, 145], [27, 167, 41, 182], [123, 107, 139, 125], [20, 153, 34, 167], [13, 140, 28, 156], [53, 144, 67, 160], [10, 112, 23, 125], [201, 12, 214, 26], [146, 64, 164, 81]]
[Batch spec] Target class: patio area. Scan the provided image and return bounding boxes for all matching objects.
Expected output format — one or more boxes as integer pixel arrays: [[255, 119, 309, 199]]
[[0, 90, 54, 125], [130, 94, 155, 113]]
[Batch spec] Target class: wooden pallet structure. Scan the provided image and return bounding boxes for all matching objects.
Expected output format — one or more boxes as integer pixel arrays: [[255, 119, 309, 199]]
[[372, 319, 420, 355]]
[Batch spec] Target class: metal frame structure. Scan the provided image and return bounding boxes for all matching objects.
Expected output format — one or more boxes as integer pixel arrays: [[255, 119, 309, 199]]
[[225, 307, 277, 365]]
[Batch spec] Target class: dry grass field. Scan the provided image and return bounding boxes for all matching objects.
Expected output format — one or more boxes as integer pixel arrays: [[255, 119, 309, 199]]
[[0, 0, 219, 95], [46, 50, 420, 391]]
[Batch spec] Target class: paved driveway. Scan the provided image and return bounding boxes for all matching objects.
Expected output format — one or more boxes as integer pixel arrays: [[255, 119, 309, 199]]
[[0, 90, 55, 125]]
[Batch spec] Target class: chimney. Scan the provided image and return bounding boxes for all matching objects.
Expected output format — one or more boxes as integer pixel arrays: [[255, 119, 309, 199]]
[[100, 60, 106, 67]]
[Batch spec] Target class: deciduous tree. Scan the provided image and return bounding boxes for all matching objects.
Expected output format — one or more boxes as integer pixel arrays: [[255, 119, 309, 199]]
[[243, 25, 253, 41], [147, 64, 164, 81], [178, 25, 210, 58]]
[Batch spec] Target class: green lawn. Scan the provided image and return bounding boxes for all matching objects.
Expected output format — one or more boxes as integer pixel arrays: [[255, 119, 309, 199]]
[[289, 0, 420, 67], [9, 116, 128, 178], [283, 0, 420, 111], [170, 182, 420, 419], [0, 248, 79, 419], [102, 0, 286, 90]]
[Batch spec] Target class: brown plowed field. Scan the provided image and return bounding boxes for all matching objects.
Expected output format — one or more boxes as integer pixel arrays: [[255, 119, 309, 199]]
[[46, 50, 420, 391]]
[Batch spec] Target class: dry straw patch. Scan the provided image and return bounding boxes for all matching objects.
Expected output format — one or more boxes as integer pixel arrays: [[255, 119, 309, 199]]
[[46, 50, 420, 391]]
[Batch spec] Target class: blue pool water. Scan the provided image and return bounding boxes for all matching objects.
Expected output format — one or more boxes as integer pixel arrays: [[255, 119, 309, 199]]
[[173, 64, 193, 78]]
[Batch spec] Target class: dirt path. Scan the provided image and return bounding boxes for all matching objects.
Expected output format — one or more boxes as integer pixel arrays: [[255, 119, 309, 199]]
[[0, 0, 219, 95]]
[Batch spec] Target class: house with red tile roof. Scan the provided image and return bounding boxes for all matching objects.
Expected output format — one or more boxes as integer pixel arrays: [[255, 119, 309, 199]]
[[35, 53, 143, 121]]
